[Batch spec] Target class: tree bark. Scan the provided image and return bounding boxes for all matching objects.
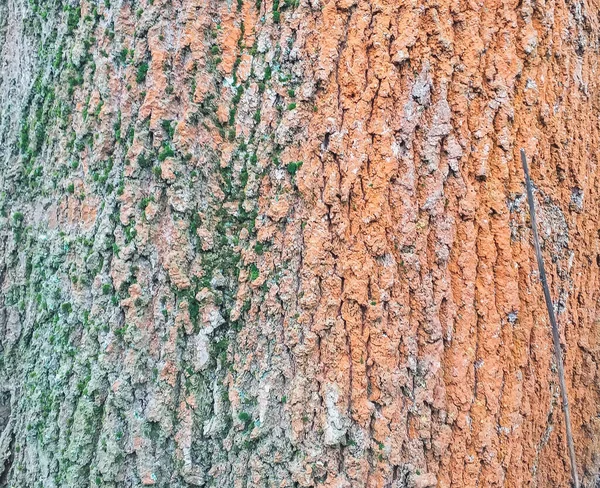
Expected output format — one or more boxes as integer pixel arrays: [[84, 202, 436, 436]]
[[1, 0, 600, 487]]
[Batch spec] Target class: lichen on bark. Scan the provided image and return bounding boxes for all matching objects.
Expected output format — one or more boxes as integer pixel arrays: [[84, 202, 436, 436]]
[[1, 0, 600, 487]]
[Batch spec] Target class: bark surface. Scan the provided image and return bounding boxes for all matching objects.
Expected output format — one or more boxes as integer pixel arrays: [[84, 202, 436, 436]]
[[1, 0, 600, 487]]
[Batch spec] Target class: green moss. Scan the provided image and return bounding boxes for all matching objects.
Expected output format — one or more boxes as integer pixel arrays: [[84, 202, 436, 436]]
[[188, 298, 199, 327], [249, 263, 259, 281], [137, 152, 152, 169], [53, 44, 64, 69], [136, 62, 149, 84], [65, 5, 81, 34], [286, 161, 302, 175], [118, 48, 129, 65], [158, 145, 174, 161], [161, 119, 175, 139], [124, 224, 137, 243], [12, 212, 25, 225], [113, 111, 122, 142], [19, 122, 30, 153], [212, 337, 229, 363], [139, 196, 154, 210], [114, 324, 127, 339], [239, 167, 248, 187]]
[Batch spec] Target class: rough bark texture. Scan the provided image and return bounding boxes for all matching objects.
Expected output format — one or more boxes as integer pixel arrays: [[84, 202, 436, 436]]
[[1, 0, 600, 487]]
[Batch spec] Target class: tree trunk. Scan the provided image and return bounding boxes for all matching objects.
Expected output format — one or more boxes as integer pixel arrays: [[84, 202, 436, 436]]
[[1, 0, 600, 486]]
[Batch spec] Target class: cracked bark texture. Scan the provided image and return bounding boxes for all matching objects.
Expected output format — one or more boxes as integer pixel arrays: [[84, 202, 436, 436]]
[[1, 0, 600, 486]]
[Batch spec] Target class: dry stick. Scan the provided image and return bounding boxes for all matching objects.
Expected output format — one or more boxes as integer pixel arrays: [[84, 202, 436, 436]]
[[520, 149, 579, 488]]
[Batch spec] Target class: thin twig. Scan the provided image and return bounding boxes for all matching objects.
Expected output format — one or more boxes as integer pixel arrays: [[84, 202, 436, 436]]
[[520, 149, 579, 488]]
